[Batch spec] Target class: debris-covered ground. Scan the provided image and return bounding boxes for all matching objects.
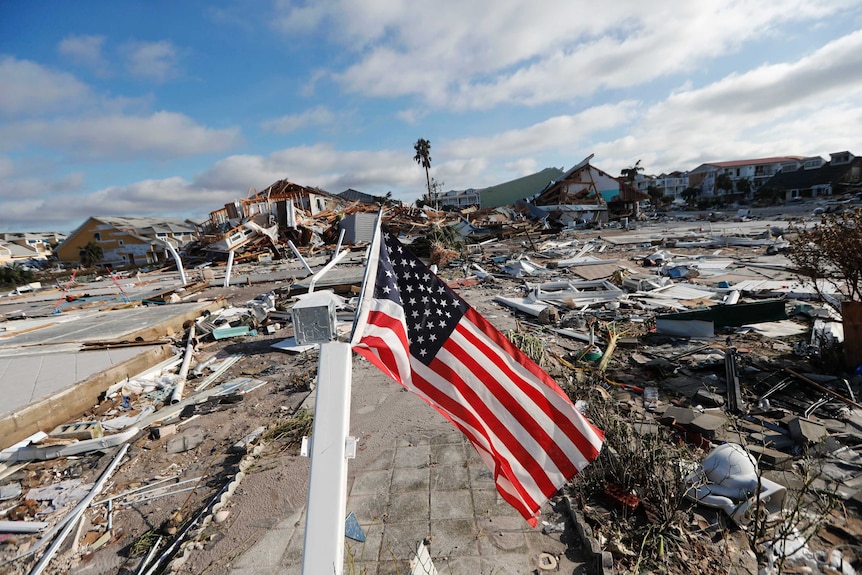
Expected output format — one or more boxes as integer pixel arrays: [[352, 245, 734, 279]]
[[2, 211, 862, 575]]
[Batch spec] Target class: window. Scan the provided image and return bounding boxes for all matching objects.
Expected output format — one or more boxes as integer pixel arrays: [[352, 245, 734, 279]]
[[94, 232, 102, 241], [118, 240, 124, 246]]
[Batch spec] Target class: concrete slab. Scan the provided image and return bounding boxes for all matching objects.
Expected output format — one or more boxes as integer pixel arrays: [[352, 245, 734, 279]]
[[788, 417, 828, 444], [661, 405, 697, 426], [747, 444, 794, 468], [242, 432, 588, 575], [0, 347, 146, 418], [690, 413, 728, 437], [0, 300, 223, 448]]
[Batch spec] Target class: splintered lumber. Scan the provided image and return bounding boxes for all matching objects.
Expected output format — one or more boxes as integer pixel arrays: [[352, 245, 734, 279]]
[[596, 329, 620, 373]]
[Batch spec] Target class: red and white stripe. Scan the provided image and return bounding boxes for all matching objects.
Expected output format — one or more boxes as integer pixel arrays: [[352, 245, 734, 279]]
[[353, 299, 604, 526]]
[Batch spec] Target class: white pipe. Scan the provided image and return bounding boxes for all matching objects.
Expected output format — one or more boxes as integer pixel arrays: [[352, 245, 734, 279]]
[[160, 240, 187, 285], [332, 228, 346, 262], [0, 520, 48, 533], [309, 249, 350, 293], [302, 342, 353, 575], [193, 355, 242, 392], [95, 476, 205, 506], [223, 250, 235, 288], [287, 240, 314, 275], [135, 536, 162, 575], [5, 427, 139, 462], [27, 444, 129, 575], [170, 324, 195, 404], [128, 485, 199, 505], [94, 475, 175, 505]]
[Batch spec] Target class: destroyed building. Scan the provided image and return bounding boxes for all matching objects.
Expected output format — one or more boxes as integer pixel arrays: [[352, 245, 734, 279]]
[[520, 155, 617, 227]]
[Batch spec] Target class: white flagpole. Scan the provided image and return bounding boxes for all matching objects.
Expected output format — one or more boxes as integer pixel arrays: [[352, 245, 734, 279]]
[[349, 208, 384, 345]]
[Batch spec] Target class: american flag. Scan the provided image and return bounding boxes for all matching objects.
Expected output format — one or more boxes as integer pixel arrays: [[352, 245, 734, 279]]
[[351, 225, 604, 526]]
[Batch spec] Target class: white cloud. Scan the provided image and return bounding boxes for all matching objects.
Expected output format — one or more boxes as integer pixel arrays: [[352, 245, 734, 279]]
[[58, 35, 108, 71], [272, 0, 330, 34], [196, 144, 420, 197], [504, 158, 539, 176], [261, 105, 336, 134], [0, 172, 84, 201], [122, 40, 180, 82], [0, 112, 241, 160], [0, 171, 86, 230], [446, 102, 639, 160], [662, 29, 862, 116], [0, 156, 14, 180], [598, 29, 862, 174], [0, 56, 91, 116], [272, 0, 859, 111], [395, 108, 425, 125], [0, 175, 237, 231]]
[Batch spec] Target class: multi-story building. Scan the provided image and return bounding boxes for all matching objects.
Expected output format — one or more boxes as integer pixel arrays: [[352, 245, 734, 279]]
[[55, 216, 198, 268], [762, 151, 862, 200], [438, 188, 481, 210], [653, 172, 690, 202], [689, 157, 803, 198]]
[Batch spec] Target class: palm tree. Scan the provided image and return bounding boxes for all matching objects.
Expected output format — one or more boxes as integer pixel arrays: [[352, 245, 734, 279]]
[[715, 173, 734, 199], [620, 160, 643, 183], [736, 177, 752, 200], [682, 187, 700, 206], [413, 138, 432, 207], [80, 240, 103, 268]]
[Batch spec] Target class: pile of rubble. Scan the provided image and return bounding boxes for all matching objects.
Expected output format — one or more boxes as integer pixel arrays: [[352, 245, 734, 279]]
[[1, 216, 861, 574]]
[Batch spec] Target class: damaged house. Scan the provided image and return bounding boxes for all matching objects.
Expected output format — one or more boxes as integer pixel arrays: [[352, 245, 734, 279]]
[[762, 150, 862, 201], [521, 155, 625, 227], [55, 217, 198, 268], [198, 180, 346, 255]]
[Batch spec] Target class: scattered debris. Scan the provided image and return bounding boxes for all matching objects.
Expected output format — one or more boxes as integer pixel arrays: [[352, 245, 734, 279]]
[[4, 209, 862, 575]]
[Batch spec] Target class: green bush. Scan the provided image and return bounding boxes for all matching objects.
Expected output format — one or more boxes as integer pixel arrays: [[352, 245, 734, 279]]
[[0, 264, 36, 289]]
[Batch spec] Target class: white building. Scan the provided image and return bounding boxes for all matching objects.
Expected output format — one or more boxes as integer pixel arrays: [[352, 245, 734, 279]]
[[689, 157, 803, 198]]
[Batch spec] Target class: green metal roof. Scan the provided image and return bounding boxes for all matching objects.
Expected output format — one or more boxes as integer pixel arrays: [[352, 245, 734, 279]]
[[479, 168, 564, 209]]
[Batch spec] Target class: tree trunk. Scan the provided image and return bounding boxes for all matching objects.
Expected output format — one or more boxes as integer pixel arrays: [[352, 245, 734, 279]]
[[425, 167, 432, 208]]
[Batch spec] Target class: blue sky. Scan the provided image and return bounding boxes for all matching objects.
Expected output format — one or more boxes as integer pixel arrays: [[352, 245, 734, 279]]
[[2, 0, 862, 232]]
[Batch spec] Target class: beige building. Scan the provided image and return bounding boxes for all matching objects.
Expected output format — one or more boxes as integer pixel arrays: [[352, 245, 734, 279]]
[[54, 217, 198, 268]]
